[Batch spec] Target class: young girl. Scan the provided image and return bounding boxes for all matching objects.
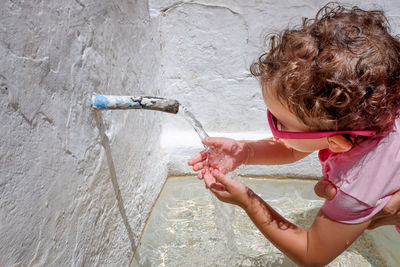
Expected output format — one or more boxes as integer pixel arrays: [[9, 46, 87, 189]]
[[189, 4, 400, 266]]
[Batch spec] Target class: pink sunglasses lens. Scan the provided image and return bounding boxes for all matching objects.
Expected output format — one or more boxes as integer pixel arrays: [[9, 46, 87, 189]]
[[267, 110, 281, 138]]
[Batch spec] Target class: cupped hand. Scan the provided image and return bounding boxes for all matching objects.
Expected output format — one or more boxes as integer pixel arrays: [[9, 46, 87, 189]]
[[368, 190, 400, 230], [187, 137, 250, 178], [203, 168, 250, 209], [314, 178, 400, 229]]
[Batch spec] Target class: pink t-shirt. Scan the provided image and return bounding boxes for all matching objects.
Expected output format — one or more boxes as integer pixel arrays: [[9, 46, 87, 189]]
[[319, 119, 400, 230]]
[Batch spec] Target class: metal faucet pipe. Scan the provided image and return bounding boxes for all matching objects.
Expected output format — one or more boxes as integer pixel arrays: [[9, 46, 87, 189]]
[[92, 94, 179, 114]]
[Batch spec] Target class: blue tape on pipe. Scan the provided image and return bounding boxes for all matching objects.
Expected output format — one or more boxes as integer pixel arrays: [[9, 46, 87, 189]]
[[93, 94, 110, 108]]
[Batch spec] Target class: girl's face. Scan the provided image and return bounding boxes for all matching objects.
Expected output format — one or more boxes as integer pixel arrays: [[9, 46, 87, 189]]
[[262, 84, 330, 153]]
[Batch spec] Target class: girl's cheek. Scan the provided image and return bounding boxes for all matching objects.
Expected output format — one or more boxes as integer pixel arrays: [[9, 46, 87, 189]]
[[281, 139, 325, 153], [281, 139, 299, 150]]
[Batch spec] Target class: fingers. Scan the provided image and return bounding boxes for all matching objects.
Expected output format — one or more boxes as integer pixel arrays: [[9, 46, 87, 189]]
[[367, 218, 380, 230], [368, 190, 400, 230], [197, 169, 205, 180], [203, 168, 216, 189], [188, 150, 208, 166], [212, 169, 232, 190], [203, 168, 227, 191], [210, 182, 226, 191], [382, 189, 400, 215], [314, 178, 337, 200], [367, 216, 400, 230], [193, 161, 208, 172]]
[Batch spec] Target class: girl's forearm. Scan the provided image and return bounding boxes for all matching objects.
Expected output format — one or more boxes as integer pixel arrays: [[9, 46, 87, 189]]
[[242, 187, 369, 267], [241, 138, 310, 165], [242, 188, 310, 266]]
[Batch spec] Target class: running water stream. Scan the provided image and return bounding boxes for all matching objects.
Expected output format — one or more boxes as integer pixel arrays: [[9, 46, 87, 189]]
[[178, 104, 239, 264], [178, 104, 209, 141]]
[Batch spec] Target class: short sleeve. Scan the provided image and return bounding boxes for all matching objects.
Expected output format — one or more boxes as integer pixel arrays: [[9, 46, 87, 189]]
[[321, 189, 391, 224]]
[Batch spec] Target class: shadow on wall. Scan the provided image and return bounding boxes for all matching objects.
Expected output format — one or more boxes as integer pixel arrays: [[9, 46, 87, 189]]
[[94, 111, 136, 252]]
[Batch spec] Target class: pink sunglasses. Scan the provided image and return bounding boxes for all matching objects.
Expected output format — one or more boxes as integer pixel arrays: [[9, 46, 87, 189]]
[[267, 110, 376, 140]]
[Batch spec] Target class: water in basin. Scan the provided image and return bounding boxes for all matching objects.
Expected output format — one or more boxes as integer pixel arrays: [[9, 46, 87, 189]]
[[132, 176, 400, 266]]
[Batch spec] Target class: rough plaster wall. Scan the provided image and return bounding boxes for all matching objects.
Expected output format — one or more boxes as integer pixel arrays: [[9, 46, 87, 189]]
[[0, 1, 166, 266], [153, 0, 400, 176]]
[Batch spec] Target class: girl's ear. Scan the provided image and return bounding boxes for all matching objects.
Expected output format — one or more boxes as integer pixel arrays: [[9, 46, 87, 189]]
[[327, 135, 353, 153]]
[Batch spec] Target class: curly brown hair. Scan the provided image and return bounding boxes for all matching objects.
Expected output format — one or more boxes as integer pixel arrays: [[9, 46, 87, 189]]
[[251, 3, 400, 142]]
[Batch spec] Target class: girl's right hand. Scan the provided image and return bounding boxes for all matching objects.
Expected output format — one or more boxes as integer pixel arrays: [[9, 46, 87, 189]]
[[188, 137, 251, 177]]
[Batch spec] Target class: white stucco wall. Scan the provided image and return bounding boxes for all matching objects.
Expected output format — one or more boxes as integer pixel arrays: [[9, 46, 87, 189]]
[[0, 1, 167, 266], [153, 0, 400, 177]]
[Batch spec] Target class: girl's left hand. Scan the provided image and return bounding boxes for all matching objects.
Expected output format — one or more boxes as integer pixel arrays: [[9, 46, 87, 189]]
[[203, 168, 251, 209]]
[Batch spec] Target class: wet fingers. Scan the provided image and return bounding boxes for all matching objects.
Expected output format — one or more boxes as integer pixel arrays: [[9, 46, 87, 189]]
[[188, 150, 208, 166], [203, 169, 216, 189], [193, 161, 208, 172]]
